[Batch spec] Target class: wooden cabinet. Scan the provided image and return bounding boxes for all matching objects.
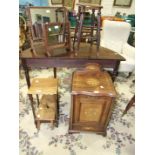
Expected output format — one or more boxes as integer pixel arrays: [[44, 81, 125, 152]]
[[69, 63, 117, 136]]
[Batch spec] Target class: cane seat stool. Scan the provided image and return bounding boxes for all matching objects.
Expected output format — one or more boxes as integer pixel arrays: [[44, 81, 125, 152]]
[[28, 78, 58, 130], [69, 63, 117, 136]]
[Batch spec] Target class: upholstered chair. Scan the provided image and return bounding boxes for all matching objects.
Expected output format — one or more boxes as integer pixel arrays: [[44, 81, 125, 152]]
[[100, 20, 135, 75]]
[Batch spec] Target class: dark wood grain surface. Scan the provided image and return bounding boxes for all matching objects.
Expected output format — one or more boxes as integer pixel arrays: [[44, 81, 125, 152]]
[[20, 43, 125, 60]]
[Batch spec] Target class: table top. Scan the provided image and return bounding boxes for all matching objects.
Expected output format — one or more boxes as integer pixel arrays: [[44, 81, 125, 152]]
[[20, 43, 125, 61]]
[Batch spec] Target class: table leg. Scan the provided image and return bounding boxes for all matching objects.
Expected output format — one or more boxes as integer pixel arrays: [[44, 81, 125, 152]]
[[112, 61, 120, 81], [53, 67, 57, 78], [21, 59, 31, 88]]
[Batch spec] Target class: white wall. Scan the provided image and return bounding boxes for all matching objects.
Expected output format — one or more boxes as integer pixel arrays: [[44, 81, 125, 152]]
[[101, 0, 135, 16], [48, 0, 135, 16]]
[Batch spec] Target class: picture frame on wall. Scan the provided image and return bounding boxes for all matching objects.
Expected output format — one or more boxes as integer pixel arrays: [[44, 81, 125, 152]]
[[79, 0, 101, 5], [51, 0, 63, 5], [63, 0, 76, 10], [113, 0, 132, 7]]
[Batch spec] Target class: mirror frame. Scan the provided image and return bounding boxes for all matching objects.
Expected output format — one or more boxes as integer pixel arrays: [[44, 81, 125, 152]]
[[26, 6, 68, 41], [26, 6, 71, 56]]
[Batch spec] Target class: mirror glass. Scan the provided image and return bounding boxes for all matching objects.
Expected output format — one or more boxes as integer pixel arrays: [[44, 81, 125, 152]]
[[28, 7, 65, 40], [47, 24, 64, 45]]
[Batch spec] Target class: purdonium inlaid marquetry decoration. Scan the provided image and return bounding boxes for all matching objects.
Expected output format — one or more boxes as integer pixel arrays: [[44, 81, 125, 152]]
[[69, 63, 117, 136], [28, 78, 58, 130]]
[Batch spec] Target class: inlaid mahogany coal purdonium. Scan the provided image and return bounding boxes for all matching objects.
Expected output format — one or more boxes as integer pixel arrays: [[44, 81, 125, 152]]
[[69, 63, 117, 136]]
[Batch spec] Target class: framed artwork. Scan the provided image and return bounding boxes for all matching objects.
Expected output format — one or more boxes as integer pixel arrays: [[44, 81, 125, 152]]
[[51, 0, 63, 4], [79, 0, 101, 5], [113, 0, 132, 7]]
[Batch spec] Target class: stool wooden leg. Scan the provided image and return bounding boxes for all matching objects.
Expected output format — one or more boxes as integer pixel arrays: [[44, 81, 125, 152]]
[[96, 8, 101, 51], [90, 9, 95, 46], [73, 6, 81, 51], [36, 94, 40, 107], [51, 120, 54, 129], [36, 120, 40, 130], [28, 94, 36, 120], [77, 8, 85, 51]]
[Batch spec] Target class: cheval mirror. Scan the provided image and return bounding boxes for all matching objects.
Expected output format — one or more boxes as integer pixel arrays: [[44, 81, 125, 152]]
[[26, 6, 71, 56]]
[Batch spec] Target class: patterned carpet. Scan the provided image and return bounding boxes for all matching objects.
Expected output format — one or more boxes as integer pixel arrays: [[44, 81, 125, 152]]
[[19, 68, 135, 155]]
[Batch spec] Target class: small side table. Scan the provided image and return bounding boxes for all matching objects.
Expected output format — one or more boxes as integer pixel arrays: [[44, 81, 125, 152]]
[[28, 78, 58, 130]]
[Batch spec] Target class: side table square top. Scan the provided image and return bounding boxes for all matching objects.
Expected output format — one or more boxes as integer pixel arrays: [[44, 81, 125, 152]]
[[28, 78, 58, 95]]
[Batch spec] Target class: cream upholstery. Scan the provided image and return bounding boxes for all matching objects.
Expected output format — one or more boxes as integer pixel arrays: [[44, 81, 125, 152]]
[[100, 20, 135, 73]]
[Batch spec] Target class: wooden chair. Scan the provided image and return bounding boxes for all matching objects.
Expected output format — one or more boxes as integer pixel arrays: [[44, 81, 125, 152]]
[[28, 78, 58, 130]]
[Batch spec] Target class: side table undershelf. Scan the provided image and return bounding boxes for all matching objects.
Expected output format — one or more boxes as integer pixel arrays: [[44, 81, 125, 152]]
[[27, 78, 58, 130]]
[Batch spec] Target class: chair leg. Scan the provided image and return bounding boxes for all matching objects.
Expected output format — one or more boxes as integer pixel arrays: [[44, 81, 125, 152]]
[[122, 95, 135, 116], [127, 72, 133, 78]]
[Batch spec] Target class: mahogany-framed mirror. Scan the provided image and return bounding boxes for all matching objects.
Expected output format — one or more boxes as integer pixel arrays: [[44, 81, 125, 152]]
[[26, 6, 71, 56]]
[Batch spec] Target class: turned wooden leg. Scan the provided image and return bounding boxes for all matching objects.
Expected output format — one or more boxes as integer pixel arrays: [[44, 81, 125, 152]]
[[53, 67, 57, 78], [51, 121, 54, 129], [112, 61, 120, 81], [36, 94, 40, 107], [55, 120, 58, 128], [102, 131, 107, 137], [122, 95, 135, 116], [28, 94, 36, 120], [36, 120, 40, 130], [127, 72, 133, 78]]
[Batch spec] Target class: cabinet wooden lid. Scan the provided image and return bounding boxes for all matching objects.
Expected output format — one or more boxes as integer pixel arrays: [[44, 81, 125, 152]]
[[72, 64, 116, 97]]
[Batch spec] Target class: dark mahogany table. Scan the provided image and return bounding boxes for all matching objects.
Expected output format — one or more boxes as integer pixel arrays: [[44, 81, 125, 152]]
[[20, 43, 125, 88]]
